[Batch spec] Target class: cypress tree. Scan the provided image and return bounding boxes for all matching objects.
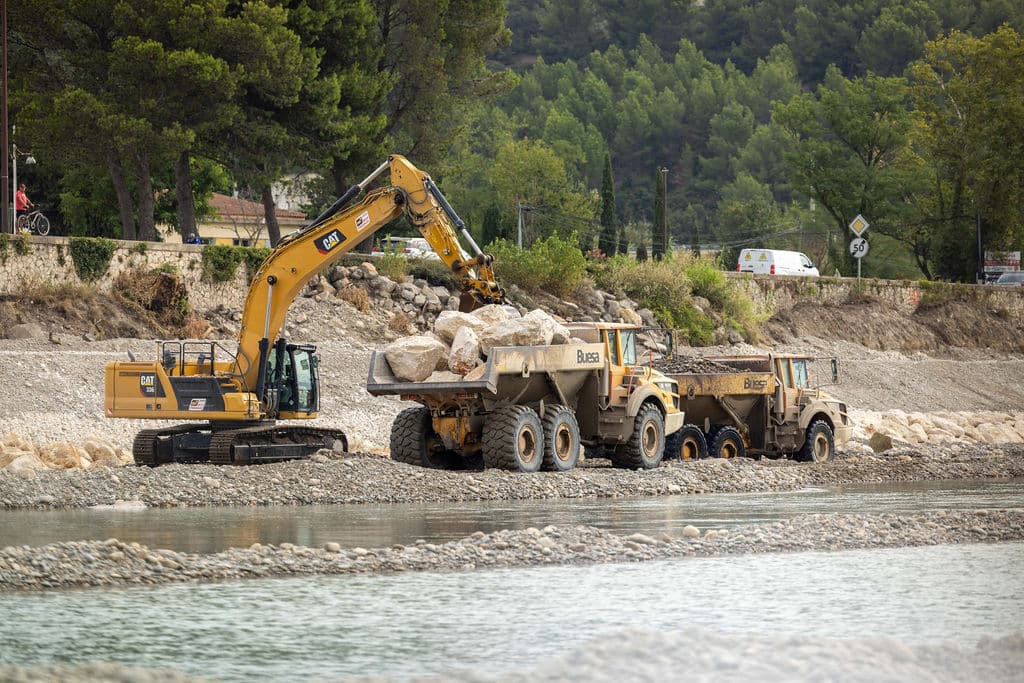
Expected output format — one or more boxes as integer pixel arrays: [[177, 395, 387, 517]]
[[653, 168, 666, 260], [598, 153, 617, 256]]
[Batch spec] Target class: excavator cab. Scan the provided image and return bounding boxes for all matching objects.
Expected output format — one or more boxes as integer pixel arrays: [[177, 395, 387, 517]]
[[265, 340, 320, 418]]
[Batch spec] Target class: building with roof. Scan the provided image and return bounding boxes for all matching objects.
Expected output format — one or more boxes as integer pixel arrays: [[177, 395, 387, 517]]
[[193, 192, 308, 247]]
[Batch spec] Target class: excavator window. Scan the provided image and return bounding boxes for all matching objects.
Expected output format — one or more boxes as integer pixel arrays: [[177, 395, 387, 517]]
[[264, 345, 318, 414]]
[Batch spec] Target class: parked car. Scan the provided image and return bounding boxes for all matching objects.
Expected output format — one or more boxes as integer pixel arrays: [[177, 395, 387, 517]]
[[737, 249, 819, 276], [371, 236, 441, 260], [994, 271, 1024, 287]]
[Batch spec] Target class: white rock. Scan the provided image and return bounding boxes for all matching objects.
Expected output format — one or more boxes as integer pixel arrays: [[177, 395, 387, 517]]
[[448, 326, 482, 375], [384, 335, 449, 382], [471, 303, 511, 326], [424, 370, 464, 383], [434, 311, 490, 343]]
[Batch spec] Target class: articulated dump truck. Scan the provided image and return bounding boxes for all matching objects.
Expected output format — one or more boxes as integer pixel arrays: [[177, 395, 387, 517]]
[[656, 352, 852, 463], [368, 322, 851, 471], [367, 322, 685, 472]]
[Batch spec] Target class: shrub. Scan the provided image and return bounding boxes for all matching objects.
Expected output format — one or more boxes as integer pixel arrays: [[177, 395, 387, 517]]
[[201, 244, 242, 282], [14, 232, 31, 255], [488, 232, 587, 298], [374, 253, 409, 281], [68, 236, 118, 282], [338, 285, 370, 313], [239, 247, 272, 282], [408, 258, 459, 289], [588, 252, 761, 345]]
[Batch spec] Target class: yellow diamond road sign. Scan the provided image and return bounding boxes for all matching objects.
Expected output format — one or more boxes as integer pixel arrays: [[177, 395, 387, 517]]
[[849, 214, 869, 236]]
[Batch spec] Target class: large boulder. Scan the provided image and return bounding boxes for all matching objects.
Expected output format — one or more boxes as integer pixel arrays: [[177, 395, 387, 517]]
[[523, 309, 572, 344], [434, 311, 490, 343], [7, 323, 46, 340], [471, 304, 511, 326], [448, 326, 483, 375], [479, 310, 566, 353], [384, 335, 449, 382]]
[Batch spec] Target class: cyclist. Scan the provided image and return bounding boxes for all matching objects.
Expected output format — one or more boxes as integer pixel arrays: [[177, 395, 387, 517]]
[[15, 183, 34, 228]]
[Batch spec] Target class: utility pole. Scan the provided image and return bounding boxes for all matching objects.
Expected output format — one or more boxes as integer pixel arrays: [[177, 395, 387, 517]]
[[1, 0, 9, 234]]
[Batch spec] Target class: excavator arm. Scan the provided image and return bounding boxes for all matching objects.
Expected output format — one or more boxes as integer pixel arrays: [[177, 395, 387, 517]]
[[234, 154, 503, 390]]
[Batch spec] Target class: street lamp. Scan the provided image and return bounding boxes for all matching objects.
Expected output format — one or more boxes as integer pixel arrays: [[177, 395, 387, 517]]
[[12, 141, 35, 225]]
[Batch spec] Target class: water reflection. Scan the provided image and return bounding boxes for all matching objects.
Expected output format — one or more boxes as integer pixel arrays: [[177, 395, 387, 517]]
[[2, 478, 1021, 553]]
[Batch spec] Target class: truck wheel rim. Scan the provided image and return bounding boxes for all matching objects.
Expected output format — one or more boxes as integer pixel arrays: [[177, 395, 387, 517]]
[[518, 426, 538, 464], [812, 433, 830, 461], [681, 436, 700, 460], [642, 421, 660, 456], [720, 439, 739, 458], [554, 424, 573, 462]]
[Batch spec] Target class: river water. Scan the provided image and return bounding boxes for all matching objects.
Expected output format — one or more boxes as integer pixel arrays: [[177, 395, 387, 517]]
[[3, 478, 1023, 553], [1, 542, 1022, 681]]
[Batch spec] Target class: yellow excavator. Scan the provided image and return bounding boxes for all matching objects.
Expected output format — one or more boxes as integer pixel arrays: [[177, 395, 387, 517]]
[[105, 155, 504, 466]]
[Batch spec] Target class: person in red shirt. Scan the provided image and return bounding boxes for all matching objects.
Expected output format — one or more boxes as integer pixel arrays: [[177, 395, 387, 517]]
[[15, 183, 34, 225]]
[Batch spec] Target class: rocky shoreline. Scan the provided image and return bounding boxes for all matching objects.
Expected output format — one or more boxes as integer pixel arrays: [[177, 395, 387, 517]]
[[0, 444, 1022, 511], [1, 509, 1021, 592]]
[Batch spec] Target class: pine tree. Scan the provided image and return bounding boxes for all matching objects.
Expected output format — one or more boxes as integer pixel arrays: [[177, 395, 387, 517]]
[[598, 153, 617, 256]]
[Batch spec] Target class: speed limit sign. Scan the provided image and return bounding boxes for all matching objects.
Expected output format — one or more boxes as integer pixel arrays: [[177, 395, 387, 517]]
[[850, 237, 869, 259]]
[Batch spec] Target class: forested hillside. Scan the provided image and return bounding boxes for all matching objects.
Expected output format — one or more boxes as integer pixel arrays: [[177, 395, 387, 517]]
[[9, 0, 1024, 281]]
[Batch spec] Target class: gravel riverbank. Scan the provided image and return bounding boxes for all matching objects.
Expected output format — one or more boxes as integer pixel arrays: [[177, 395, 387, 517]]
[[1, 444, 1022, 511], [1, 509, 1021, 592]]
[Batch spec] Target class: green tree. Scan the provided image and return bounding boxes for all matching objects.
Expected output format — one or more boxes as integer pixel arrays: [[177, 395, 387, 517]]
[[773, 66, 922, 275], [652, 167, 666, 260], [598, 154, 618, 255], [486, 138, 594, 246], [910, 27, 1024, 281]]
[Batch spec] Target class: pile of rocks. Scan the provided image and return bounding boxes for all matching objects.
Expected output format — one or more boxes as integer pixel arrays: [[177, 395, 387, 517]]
[[849, 409, 1024, 451], [380, 304, 575, 383], [0, 433, 132, 474]]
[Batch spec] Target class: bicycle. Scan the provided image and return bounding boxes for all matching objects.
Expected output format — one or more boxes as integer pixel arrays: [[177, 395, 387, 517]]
[[16, 209, 49, 236]]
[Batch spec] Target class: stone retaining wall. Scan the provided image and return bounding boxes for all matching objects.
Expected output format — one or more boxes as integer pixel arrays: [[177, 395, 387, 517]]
[[0, 236, 245, 310], [2, 236, 1022, 318]]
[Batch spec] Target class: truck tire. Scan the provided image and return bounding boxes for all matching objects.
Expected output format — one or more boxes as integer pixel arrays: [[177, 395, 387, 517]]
[[798, 420, 835, 463], [708, 426, 745, 459], [611, 403, 665, 470], [541, 405, 580, 471], [665, 424, 708, 461], [483, 405, 544, 472], [390, 407, 459, 469]]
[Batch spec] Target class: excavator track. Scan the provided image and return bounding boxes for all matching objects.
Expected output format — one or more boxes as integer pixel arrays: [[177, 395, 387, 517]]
[[208, 425, 349, 465], [132, 425, 210, 466]]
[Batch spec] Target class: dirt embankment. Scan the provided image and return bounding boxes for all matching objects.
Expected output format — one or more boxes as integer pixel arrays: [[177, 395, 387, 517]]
[[764, 298, 1024, 355]]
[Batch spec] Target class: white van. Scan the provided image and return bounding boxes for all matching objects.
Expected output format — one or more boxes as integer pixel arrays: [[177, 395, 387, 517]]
[[737, 249, 819, 277]]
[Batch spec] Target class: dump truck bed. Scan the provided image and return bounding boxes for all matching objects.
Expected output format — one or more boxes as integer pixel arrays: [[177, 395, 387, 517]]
[[655, 355, 775, 398], [366, 343, 607, 399]]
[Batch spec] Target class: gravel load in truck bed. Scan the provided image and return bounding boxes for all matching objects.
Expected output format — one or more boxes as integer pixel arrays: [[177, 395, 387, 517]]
[[653, 356, 742, 374]]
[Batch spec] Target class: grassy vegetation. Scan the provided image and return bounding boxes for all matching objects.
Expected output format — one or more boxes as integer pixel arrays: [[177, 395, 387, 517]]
[[483, 233, 760, 345], [588, 252, 761, 345]]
